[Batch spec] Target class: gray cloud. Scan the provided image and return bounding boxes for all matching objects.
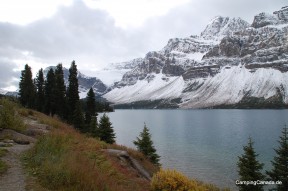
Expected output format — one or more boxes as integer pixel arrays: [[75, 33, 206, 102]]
[[0, 0, 287, 90], [139, 0, 288, 45], [0, 58, 20, 89]]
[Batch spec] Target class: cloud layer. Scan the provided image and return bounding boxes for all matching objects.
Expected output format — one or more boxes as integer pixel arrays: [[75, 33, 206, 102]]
[[0, 0, 287, 90]]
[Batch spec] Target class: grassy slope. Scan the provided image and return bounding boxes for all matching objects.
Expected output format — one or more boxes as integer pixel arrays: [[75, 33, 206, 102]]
[[21, 110, 230, 191], [22, 110, 158, 191]]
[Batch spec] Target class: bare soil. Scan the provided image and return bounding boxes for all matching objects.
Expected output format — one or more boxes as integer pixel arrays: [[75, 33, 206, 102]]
[[0, 144, 32, 191]]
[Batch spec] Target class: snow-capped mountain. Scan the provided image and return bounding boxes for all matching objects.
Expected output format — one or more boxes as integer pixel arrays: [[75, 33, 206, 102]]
[[0, 89, 18, 97], [103, 6, 288, 108], [44, 66, 107, 98]]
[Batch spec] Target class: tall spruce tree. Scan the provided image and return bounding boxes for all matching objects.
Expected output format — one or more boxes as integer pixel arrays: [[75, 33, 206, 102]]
[[67, 60, 79, 122], [19, 64, 36, 108], [134, 124, 160, 165], [237, 137, 265, 191], [44, 68, 56, 116], [266, 126, 288, 191], [54, 64, 67, 119], [72, 101, 85, 130], [85, 88, 96, 125], [35, 68, 45, 112], [98, 114, 115, 144]]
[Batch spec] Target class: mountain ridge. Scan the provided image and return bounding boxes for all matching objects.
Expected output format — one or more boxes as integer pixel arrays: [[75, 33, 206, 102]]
[[102, 6, 288, 108]]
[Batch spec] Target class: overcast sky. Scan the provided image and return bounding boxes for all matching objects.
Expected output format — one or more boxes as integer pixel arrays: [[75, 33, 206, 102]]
[[0, 0, 286, 91]]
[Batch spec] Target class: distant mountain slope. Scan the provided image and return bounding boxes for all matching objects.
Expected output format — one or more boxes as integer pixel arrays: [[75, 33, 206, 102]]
[[93, 58, 144, 87], [0, 89, 18, 97], [44, 66, 107, 98], [103, 6, 288, 108], [0, 67, 108, 99]]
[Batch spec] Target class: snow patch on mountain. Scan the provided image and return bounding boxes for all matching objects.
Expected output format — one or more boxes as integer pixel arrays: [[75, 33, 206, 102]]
[[181, 65, 288, 108], [104, 74, 185, 103], [185, 52, 206, 61], [94, 58, 143, 86], [93, 69, 128, 87]]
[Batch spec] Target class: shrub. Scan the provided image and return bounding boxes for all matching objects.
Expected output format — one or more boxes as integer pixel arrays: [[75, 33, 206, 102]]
[[151, 169, 205, 191], [0, 98, 26, 132], [151, 169, 230, 191]]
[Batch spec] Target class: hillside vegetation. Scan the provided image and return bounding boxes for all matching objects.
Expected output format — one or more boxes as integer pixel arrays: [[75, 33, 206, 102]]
[[1, 98, 230, 190], [20, 109, 156, 191]]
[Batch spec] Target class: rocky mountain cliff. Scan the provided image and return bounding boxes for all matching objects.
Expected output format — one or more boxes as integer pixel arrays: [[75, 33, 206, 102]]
[[103, 6, 288, 109]]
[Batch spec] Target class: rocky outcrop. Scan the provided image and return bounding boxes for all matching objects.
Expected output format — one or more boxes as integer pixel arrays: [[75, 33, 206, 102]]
[[162, 62, 185, 76], [251, 12, 279, 28], [104, 149, 151, 180], [78, 72, 107, 94], [201, 17, 249, 39], [182, 65, 220, 80], [204, 17, 288, 73], [273, 6, 288, 22], [252, 6, 288, 28]]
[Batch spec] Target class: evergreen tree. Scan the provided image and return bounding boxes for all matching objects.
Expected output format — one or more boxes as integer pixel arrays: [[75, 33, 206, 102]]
[[90, 115, 99, 138], [134, 124, 160, 165], [44, 68, 56, 116], [266, 126, 288, 191], [72, 101, 85, 130], [67, 60, 79, 122], [54, 64, 67, 119], [35, 68, 45, 112], [85, 88, 96, 125], [237, 137, 265, 191], [98, 114, 115, 144], [19, 64, 36, 108]]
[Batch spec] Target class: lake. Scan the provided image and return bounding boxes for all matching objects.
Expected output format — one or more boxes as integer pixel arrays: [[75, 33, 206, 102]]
[[104, 109, 288, 190]]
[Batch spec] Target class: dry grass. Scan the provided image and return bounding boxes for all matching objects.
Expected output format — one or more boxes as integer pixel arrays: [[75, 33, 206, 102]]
[[22, 112, 154, 191]]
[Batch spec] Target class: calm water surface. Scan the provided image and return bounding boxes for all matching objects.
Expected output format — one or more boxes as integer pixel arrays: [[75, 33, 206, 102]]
[[104, 109, 288, 190]]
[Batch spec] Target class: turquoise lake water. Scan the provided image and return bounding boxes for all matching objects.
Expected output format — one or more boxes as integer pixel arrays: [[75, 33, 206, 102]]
[[104, 109, 288, 190]]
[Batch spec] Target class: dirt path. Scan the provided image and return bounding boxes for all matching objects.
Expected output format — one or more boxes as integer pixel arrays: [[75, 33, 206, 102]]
[[0, 117, 50, 191], [0, 144, 33, 191]]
